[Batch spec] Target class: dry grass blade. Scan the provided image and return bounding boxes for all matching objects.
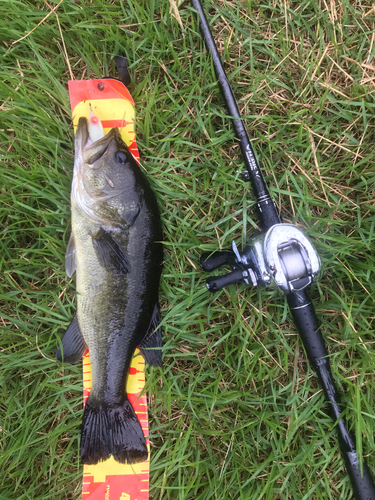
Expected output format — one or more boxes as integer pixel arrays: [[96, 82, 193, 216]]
[[169, 0, 183, 28], [11, 0, 64, 45]]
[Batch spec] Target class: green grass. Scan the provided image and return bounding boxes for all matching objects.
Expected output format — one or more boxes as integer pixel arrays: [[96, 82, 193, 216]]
[[1, 0, 375, 498]]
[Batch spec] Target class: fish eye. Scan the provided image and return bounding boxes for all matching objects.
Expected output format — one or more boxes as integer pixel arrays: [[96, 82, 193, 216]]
[[115, 151, 127, 164]]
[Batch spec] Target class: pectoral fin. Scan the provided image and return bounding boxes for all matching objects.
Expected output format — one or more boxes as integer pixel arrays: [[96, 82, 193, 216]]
[[65, 233, 77, 278], [139, 304, 162, 367], [56, 315, 87, 364], [92, 229, 131, 274]]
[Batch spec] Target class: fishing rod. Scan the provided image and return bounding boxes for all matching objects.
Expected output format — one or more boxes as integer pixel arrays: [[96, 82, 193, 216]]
[[191, 1, 375, 498]]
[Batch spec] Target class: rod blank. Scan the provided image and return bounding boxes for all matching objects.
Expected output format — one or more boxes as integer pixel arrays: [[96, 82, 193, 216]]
[[191, 0, 281, 231]]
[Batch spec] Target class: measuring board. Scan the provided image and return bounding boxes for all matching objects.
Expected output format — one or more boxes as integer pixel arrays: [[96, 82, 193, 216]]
[[68, 79, 150, 500]]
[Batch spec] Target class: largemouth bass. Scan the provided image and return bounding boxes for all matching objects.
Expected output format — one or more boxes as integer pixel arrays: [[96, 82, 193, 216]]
[[57, 117, 163, 465]]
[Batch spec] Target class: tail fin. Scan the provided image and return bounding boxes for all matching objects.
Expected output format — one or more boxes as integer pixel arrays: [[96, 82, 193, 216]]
[[80, 395, 148, 465]]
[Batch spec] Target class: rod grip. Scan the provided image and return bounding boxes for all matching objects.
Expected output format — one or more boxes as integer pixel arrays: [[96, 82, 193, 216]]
[[288, 290, 375, 500], [287, 290, 328, 367], [344, 454, 375, 500]]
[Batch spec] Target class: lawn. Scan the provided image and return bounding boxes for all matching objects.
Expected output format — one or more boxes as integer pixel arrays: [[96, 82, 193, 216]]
[[1, 0, 375, 499]]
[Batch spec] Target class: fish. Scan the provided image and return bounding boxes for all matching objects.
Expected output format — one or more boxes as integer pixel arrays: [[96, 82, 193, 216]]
[[56, 116, 163, 465]]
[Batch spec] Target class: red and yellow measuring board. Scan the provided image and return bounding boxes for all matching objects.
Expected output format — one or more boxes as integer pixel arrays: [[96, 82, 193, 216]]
[[68, 79, 149, 500]]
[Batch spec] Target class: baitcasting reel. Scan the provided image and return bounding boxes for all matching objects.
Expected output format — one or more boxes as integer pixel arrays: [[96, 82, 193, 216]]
[[200, 224, 321, 295]]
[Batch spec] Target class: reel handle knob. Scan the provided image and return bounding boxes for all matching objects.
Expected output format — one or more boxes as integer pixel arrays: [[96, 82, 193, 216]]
[[200, 251, 233, 272], [206, 269, 245, 292]]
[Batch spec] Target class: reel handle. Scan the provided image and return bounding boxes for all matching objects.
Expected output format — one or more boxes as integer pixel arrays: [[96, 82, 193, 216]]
[[206, 269, 245, 292], [200, 251, 233, 272]]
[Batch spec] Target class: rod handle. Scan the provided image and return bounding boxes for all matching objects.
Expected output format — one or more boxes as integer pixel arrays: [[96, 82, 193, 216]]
[[288, 290, 375, 499], [287, 290, 329, 366], [344, 454, 375, 500]]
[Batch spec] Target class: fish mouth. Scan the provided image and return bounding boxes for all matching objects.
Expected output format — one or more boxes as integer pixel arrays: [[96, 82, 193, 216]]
[[75, 117, 118, 167], [74, 117, 91, 166], [73, 118, 121, 224]]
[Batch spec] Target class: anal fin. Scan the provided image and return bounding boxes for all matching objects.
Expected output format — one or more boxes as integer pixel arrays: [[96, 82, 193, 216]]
[[139, 304, 162, 367], [56, 314, 87, 364]]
